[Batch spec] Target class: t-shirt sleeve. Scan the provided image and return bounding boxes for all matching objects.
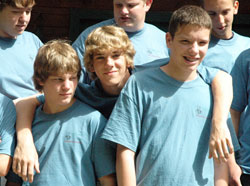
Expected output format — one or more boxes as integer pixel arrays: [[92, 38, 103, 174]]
[[197, 64, 219, 85], [0, 97, 16, 156], [231, 52, 249, 112], [92, 115, 116, 178], [101, 76, 141, 152]]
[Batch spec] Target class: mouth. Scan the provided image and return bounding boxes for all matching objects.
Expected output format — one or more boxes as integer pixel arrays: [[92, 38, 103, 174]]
[[60, 93, 72, 97], [184, 56, 200, 64], [120, 16, 131, 22], [104, 71, 117, 75], [16, 25, 27, 30]]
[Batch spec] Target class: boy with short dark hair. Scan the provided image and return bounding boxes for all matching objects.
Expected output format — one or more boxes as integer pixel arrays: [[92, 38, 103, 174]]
[[101, 5, 234, 185], [15, 40, 116, 186]]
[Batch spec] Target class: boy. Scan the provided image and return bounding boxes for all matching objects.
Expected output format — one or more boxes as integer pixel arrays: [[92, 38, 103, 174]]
[[101, 5, 235, 185], [0, 0, 43, 99], [230, 49, 250, 185], [13, 40, 116, 186], [72, 0, 168, 84], [200, 0, 250, 73], [0, 94, 16, 183]]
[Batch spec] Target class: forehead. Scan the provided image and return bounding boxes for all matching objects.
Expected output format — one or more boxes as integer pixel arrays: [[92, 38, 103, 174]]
[[175, 25, 210, 39], [203, 0, 234, 10], [113, 0, 144, 3]]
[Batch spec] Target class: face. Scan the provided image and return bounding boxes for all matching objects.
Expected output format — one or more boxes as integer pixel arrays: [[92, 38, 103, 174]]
[[0, 5, 32, 38], [113, 0, 152, 32], [40, 73, 78, 113], [203, 0, 239, 39], [166, 25, 210, 76], [92, 50, 130, 94]]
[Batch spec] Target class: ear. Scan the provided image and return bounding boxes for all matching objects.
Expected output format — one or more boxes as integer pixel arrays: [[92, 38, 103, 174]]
[[166, 32, 173, 49], [144, 0, 153, 12], [36, 78, 44, 86], [233, 0, 239, 15], [89, 65, 95, 73]]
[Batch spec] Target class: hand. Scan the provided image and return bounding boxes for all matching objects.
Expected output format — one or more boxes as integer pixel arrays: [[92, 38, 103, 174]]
[[12, 137, 40, 183], [209, 122, 234, 163]]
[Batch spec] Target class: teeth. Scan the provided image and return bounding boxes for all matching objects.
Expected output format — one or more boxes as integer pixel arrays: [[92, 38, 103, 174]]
[[185, 57, 198, 62]]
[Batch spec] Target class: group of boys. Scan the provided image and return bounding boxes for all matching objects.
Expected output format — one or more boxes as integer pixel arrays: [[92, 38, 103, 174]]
[[1, 0, 250, 185]]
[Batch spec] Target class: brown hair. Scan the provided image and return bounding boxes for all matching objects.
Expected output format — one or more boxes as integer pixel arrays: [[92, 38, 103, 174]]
[[33, 39, 81, 92], [0, 0, 35, 11], [168, 5, 212, 38], [84, 25, 135, 80]]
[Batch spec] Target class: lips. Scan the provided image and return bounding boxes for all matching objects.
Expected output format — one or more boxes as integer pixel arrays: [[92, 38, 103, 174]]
[[184, 56, 200, 64], [105, 71, 117, 75]]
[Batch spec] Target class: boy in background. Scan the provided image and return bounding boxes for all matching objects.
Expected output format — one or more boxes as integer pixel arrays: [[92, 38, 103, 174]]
[[201, 0, 250, 73]]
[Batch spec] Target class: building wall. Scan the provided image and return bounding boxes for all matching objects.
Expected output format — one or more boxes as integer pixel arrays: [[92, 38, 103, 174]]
[[27, 0, 250, 42]]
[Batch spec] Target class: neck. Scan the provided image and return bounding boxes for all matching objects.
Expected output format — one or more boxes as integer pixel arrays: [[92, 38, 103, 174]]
[[101, 71, 130, 96], [43, 98, 76, 114], [160, 63, 198, 82]]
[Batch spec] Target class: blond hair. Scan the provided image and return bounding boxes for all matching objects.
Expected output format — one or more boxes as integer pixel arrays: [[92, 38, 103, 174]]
[[33, 39, 81, 92], [84, 25, 135, 80]]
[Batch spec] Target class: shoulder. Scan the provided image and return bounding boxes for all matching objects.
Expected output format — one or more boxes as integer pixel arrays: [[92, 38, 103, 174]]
[[144, 22, 165, 34], [19, 31, 43, 46], [73, 18, 115, 43]]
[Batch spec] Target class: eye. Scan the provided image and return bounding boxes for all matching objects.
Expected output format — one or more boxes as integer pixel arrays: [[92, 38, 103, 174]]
[[115, 3, 123, 8], [222, 10, 230, 16], [199, 41, 208, 46], [70, 76, 77, 81], [207, 11, 216, 17], [180, 40, 189, 44], [112, 53, 121, 58], [128, 3, 136, 8]]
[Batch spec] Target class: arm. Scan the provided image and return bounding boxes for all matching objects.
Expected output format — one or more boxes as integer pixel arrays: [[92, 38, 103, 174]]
[[13, 94, 41, 183], [116, 144, 136, 186], [227, 153, 242, 186], [0, 155, 12, 176], [99, 173, 116, 186], [230, 108, 241, 137], [209, 70, 234, 162], [214, 157, 229, 186]]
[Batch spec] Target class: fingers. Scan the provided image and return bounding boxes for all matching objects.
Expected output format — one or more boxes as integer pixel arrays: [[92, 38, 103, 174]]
[[209, 139, 230, 163], [226, 138, 234, 154]]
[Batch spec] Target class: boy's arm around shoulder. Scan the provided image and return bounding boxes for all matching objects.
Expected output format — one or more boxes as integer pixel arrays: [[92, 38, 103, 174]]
[[12, 94, 42, 183], [209, 70, 234, 162]]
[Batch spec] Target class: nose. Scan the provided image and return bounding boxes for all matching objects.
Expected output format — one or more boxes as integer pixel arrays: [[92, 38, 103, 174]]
[[105, 56, 114, 67], [121, 6, 129, 14], [19, 11, 30, 23], [216, 14, 224, 24], [62, 79, 71, 90], [189, 42, 199, 55]]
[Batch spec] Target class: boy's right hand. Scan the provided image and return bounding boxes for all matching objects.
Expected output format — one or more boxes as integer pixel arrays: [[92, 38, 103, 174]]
[[12, 133, 40, 183]]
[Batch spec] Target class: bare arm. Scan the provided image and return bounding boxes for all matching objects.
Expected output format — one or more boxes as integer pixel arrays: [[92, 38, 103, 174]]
[[230, 108, 241, 137], [214, 156, 229, 186], [99, 173, 116, 186], [0, 155, 12, 177], [209, 70, 234, 162], [116, 144, 136, 186], [13, 94, 41, 183], [227, 153, 242, 186]]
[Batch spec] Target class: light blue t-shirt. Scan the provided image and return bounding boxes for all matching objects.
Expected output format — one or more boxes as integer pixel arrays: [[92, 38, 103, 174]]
[[202, 32, 250, 73], [102, 67, 215, 186], [231, 48, 250, 174], [22, 99, 115, 186], [0, 31, 43, 99], [72, 18, 169, 83], [0, 94, 16, 157]]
